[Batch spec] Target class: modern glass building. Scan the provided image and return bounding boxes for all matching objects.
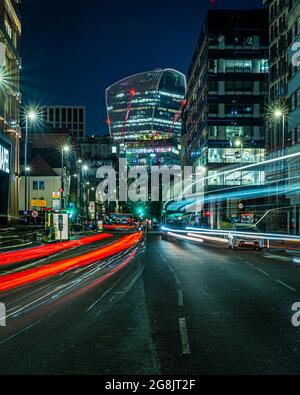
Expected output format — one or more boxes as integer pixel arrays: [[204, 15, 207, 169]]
[[106, 69, 186, 167]]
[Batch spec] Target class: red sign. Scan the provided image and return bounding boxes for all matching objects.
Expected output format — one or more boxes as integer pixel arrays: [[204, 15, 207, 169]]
[[32, 211, 39, 218]]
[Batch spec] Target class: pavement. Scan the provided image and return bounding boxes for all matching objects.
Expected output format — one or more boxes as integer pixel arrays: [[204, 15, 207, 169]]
[[1, 234, 300, 374]]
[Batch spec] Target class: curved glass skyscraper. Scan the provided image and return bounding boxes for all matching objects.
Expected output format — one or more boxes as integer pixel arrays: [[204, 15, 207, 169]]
[[106, 69, 186, 166]]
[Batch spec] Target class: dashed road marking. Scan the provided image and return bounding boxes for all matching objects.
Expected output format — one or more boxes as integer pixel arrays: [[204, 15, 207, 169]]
[[174, 274, 181, 286], [168, 265, 175, 273], [276, 280, 296, 292], [178, 318, 191, 355], [255, 268, 270, 277], [178, 290, 184, 307]]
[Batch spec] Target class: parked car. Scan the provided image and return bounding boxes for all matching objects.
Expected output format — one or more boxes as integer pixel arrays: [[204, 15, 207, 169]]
[[228, 226, 264, 251]]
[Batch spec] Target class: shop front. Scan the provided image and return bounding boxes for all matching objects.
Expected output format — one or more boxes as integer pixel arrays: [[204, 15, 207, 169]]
[[0, 134, 11, 224]]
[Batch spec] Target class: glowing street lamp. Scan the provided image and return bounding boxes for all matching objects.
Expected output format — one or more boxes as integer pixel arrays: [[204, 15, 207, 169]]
[[274, 109, 283, 119], [24, 109, 38, 214], [235, 139, 242, 148], [61, 145, 71, 211]]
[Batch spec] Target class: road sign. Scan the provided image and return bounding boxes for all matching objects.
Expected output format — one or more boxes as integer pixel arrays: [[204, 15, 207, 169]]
[[32, 211, 39, 218], [238, 203, 244, 210], [31, 199, 47, 208]]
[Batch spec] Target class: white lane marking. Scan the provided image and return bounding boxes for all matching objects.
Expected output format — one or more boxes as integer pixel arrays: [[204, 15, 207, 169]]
[[110, 296, 115, 302], [0, 312, 56, 345], [5, 286, 65, 320], [276, 280, 296, 292], [255, 268, 270, 277], [174, 274, 181, 286], [245, 262, 254, 268], [178, 290, 184, 307], [178, 318, 191, 355], [168, 265, 175, 273]]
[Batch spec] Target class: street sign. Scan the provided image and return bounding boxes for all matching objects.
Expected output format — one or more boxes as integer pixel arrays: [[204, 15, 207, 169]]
[[52, 192, 60, 199], [53, 192, 61, 211], [31, 199, 47, 208], [32, 211, 39, 218], [238, 203, 244, 210]]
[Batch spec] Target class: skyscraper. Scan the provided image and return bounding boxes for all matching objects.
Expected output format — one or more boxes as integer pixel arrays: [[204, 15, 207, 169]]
[[106, 69, 186, 167]]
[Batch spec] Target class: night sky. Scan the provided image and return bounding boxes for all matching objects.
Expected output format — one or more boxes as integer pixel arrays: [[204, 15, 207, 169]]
[[21, 0, 263, 135]]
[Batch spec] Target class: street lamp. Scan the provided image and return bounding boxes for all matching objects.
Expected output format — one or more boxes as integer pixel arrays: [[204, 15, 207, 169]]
[[274, 109, 286, 156], [234, 138, 244, 186], [61, 145, 70, 211], [78, 163, 89, 222], [24, 110, 37, 214]]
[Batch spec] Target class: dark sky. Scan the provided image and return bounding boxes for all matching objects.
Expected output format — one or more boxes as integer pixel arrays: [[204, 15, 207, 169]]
[[21, 0, 263, 135]]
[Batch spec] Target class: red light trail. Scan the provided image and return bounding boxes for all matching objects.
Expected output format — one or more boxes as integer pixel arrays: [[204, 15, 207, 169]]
[[0, 232, 142, 293], [0, 233, 113, 267], [103, 224, 137, 230], [119, 88, 136, 144]]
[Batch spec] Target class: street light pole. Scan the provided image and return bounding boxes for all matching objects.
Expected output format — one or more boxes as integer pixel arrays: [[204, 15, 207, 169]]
[[282, 114, 285, 156], [24, 116, 29, 214], [24, 111, 37, 217], [61, 146, 70, 211], [61, 149, 64, 211]]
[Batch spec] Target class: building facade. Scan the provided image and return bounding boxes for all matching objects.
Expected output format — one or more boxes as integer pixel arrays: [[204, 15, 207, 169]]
[[19, 128, 77, 216], [286, 0, 300, 233], [263, 0, 289, 157], [106, 69, 186, 167], [40, 106, 86, 141], [0, 0, 21, 223], [182, 9, 269, 226]]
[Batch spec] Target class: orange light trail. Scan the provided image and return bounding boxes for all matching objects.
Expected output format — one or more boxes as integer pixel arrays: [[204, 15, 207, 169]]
[[0, 232, 142, 293], [0, 233, 113, 266], [103, 224, 137, 230], [0, 233, 112, 266]]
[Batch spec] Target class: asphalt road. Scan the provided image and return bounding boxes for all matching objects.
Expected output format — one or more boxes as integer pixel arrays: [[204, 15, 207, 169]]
[[1, 234, 300, 375]]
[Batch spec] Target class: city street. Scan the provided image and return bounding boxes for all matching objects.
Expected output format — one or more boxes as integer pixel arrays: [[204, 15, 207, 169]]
[[1, 234, 300, 375]]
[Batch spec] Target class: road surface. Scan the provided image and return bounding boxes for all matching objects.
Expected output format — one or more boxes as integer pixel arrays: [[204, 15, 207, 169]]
[[1, 234, 300, 375]]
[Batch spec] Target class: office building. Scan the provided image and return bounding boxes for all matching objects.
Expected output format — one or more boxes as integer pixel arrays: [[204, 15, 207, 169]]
[[182, 9, 269, 226], [40, 106, 86, 141], [106, 69, 186, 167], [286, 0, 300, 233]]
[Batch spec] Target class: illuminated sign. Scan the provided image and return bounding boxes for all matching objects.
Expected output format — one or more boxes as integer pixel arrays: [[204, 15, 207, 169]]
[[0, 143, 9, 174], [31, 199, 47, 208]]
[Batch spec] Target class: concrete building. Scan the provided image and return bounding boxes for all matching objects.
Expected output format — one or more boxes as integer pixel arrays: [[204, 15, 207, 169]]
[[40, 106, 86, 141], [0, 0, 21, 224], [79, 134, 117, 217]]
